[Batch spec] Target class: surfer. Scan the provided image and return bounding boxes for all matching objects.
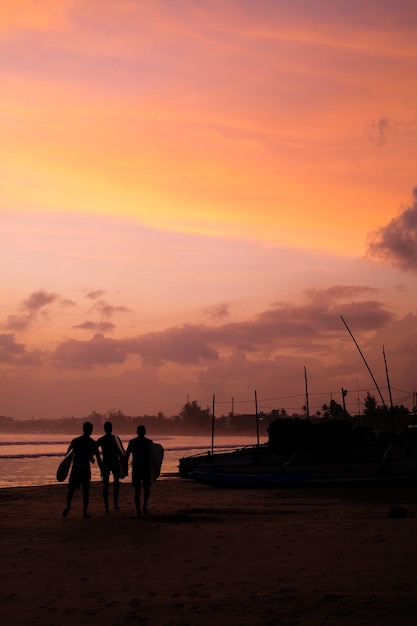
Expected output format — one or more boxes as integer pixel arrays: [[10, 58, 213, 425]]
[[125, 425, 153, 517], [62, 421, 102, 519], [97, 421, 126, 512]]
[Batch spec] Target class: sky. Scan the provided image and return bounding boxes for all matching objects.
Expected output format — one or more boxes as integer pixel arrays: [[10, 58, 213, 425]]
[[1, 0, 417, 422]]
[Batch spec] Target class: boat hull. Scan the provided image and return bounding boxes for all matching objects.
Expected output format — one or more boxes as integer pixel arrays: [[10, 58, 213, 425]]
[[189, 470, 417, 489]]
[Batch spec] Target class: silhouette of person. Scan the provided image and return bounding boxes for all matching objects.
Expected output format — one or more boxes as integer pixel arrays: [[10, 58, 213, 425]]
[[62, 421, 102, 519], [97, 421, 126, 512], [125, 425, 153, 517]]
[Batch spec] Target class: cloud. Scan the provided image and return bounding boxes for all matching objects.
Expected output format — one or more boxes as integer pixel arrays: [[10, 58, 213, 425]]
[[0, 333, 43, 366], [367, 187, 417, 271], [0, 333, 26, 359], [3, 289, 61, 331], [365, 117, 392, 146], [86, 290, 106, 300], [48, 286, 394, 370], [72, 297, 132, 334], [203, 303, 230, 321], [73, 321, 116, 333], [128, 326, 219, 366], [3, 314, 32, 332], [88, 300, 132, 318], [22, 289, 59, 311], [52, 333, 127, 369]]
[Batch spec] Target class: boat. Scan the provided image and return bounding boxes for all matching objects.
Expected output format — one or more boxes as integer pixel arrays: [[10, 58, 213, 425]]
[[179, 332, 417, 487], [178, 443, 283, 477], [188, 469, 417, 489], [179, 419, 417, 486]]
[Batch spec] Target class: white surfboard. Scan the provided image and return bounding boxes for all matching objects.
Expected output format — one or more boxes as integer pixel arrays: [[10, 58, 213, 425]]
[[56, 449, 74, 482], [150, 443, 164, 484]]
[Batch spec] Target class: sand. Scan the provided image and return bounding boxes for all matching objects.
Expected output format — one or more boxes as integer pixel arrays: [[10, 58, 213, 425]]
[[1, 477, 417, 625]]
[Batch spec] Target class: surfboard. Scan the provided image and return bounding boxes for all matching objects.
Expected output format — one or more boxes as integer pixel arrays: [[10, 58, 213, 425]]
[[115, 435, 127, 479], [150, 443, 164, 484], [56, 449, 74, 482]]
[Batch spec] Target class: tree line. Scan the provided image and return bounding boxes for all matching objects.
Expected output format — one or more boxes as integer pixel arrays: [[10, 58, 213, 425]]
[[0, 394, 414, 435]]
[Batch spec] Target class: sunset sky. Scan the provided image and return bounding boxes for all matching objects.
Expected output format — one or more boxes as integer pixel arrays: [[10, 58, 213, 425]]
[[1, 0, 417, 422]]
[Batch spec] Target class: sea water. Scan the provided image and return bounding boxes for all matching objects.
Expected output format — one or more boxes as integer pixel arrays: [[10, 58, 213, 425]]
[[0, 433, 264, 488]]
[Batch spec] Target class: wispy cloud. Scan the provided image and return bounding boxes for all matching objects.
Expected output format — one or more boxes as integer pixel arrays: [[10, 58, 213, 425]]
[[73, 321, 116, 333], [3, 289, 74, 332], [88, 300, 132, 318], [86, 289, 106, 300], [203, 303, 230, 321], [365, 117, 392, 146]]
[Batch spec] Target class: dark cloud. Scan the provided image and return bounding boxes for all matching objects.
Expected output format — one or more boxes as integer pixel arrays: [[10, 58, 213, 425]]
[[22, 290, 59, 311], [52, 334, 127, 369], [3, 313, 32, 332], [86, 290, 106, 300], [3, 289, 74, 332], [2, 290, 128, 334], [0, 333, 43, 366], [48, 287, 394, 370], [305, 285, 378, 303], [89, 300, 132, 318], [73, 321, 116, 333], [128, 326, 219, 366], [367, 187, 417, 271], [0, 333, 26, 358], [215, 286, 392, 345], [52, 326, 219, 369]]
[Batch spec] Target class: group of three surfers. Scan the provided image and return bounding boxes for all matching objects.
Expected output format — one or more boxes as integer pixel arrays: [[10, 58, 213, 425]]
[[62, 421, 154, 519]]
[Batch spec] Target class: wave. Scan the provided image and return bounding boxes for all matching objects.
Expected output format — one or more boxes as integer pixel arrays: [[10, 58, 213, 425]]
[[0, 443, 245, 460], [0, 440, 69, 447], [0, 451, 69, 459]]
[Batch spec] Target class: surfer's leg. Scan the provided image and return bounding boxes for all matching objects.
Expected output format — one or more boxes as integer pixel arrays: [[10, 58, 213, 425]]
[[62, 485, 74, 517], [82, 483, 91, 518], [114, 476, 120, 510], [81, 471, 92, 518], [62, 486, 74, 517], [143, 485, 150, 515], [102, 473, 110, 512], [134, 485, 141, 517]]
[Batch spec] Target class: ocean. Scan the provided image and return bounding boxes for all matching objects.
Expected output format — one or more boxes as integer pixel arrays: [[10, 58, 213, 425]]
[[0, 433, 263, 488]]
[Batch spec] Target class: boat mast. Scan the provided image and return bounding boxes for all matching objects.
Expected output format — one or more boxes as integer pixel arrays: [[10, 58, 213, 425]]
[[255, 389, 260, 447], [211, 394, 215, 455], [304, 366, 310, 422], [383, 345, 396, 430], [340, 315, 395, 435]]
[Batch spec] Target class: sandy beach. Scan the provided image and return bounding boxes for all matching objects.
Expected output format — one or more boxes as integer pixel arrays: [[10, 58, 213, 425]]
[[1, 478, 417, 625]]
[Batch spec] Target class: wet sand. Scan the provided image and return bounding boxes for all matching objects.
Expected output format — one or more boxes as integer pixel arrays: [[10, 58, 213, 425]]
[[1, 478, 417, 625]]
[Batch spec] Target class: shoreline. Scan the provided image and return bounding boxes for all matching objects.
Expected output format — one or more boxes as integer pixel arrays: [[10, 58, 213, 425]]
[[1, 479, 417, 625]]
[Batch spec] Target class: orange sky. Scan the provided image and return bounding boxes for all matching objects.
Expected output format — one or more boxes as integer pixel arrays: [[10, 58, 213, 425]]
[[1, 0, 417, 421]]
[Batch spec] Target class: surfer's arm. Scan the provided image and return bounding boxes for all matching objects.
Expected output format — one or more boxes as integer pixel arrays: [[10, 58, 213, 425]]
[[95, 448, 103, 470], [124, 446, 131, 474], [66, 440, 75, 455]]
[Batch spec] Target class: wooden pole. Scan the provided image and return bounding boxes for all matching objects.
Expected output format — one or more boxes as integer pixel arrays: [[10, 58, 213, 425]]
[[211, 394, 215, 455], [304, 366, 310, 422], [255, 390, 260, 447], [383, 345, 396, 432]]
